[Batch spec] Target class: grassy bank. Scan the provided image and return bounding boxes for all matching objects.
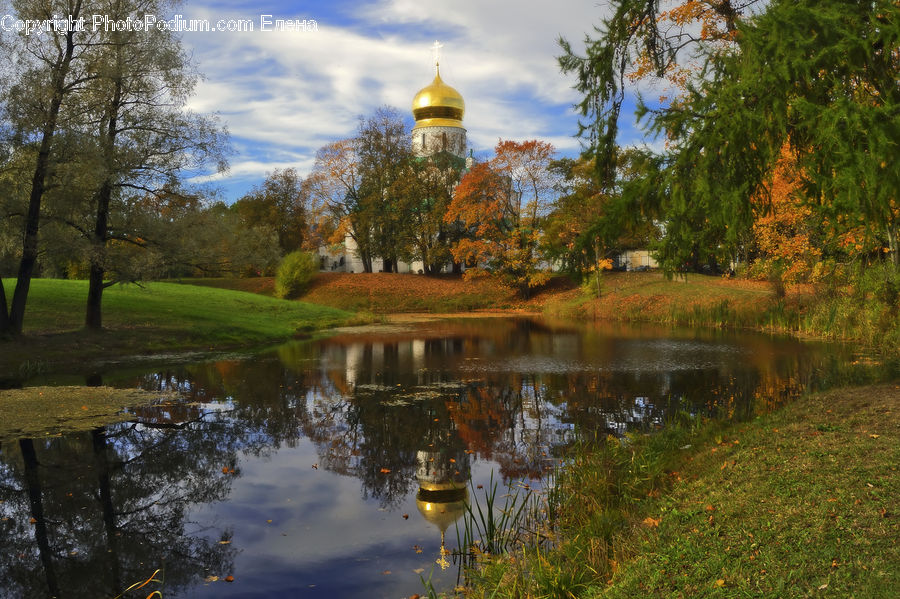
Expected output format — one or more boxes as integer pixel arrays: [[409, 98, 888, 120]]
[[0, 279, 353, 372], [546, 271, 899, 353], [463, 383, 899, 598], [183, 271, 898, 351], [545, 272, 801, 328], [180, 273, 526, 313]]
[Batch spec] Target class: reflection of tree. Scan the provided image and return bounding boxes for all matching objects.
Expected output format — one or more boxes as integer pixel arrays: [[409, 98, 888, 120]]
[[0, 394, 278, 597], [294, 319, 825, 489], [19, 438, 59, 597]]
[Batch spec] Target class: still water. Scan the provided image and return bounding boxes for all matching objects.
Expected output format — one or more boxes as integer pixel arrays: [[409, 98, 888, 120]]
[[0, 317, 867, 598]]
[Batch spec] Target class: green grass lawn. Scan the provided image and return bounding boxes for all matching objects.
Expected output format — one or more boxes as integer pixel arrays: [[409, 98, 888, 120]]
[[464, 384, 899, 599], [1, 279, 353, 369], [598, 384, 899, 598]]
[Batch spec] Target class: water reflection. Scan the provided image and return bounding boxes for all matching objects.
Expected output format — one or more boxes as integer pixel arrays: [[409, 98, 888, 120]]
[[0, 317, 870, 598]]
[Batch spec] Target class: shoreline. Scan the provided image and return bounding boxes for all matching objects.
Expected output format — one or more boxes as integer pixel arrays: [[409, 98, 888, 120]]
[[462, 382, 900, 597]]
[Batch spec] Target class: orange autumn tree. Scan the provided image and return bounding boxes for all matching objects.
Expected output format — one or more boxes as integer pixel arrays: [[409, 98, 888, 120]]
[[445, 140, 558, 296], [749, 145, 822, 285], [750, 143, 889, 288]]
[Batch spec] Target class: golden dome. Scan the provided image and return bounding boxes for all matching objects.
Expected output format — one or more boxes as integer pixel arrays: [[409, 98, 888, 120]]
[[412, 66, 465, 129]]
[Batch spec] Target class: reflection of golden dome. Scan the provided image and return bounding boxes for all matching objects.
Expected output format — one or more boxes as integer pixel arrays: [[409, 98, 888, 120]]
[[416, 485, 468, 533], [412, 66, 465, 129]]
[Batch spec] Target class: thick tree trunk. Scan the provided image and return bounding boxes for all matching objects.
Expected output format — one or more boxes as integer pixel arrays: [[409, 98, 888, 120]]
[[9, 128, 57, 335], [4, 12, 80, 337], [85, 263, 105, 330], [0, 279, 10, 334]]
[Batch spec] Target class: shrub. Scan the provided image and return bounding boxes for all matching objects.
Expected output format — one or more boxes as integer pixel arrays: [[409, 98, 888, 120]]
[[274, 251, 318, 299]]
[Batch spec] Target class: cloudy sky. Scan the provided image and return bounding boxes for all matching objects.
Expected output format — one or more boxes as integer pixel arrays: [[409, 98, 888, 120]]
[[173, 0, 644, 201]]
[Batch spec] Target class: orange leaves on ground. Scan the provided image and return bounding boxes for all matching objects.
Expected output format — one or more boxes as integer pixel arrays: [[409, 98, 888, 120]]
[[642, 516, 661, 528]]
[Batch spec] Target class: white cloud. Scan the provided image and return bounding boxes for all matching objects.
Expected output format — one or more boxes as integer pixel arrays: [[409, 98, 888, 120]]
[[180, 1, 616, 199]]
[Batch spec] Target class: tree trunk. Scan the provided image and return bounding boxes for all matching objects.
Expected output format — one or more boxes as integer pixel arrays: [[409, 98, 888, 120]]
[[886, 225, 898, 267], [85, 263, 105, 330], [85, 49, 122, 331], [9, 126, 58, 335], [0, 279, 10, 334], [86, 180, 113, 330], [5, 13, 80, 337]]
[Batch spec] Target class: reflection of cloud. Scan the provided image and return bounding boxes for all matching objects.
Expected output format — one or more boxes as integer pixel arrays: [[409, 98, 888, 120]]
[[179, 1, 627, 198]]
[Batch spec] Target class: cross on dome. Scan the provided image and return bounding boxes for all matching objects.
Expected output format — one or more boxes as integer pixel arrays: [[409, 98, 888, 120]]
[[431, 40, 443, 71]]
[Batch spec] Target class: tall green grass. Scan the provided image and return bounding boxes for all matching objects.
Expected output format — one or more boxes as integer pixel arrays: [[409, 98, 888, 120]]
[[460, 413, 714, 598], [456, 473, 549, 562]]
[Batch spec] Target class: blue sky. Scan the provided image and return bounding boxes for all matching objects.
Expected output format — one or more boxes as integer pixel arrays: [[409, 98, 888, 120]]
[[172, 0, 651, 201]]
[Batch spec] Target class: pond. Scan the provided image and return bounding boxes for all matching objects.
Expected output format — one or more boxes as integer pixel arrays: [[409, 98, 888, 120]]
[[0, 317, 874, 598]]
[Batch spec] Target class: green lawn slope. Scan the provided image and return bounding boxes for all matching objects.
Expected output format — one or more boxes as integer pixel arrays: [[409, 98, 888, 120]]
[[1, 279, 352, 370]]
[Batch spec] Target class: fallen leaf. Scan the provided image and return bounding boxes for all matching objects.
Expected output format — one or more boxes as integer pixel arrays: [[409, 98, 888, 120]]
[[642, 517, 660, 528], [218, 540, 231, 545], [715, 579, 725, 588], [413, 545, 423, 554], [380, 467, 391, 474], [204, 576, 219, 583], [382, 570, 392, 575], [402, 514, 409, 520], [225, 575, 234, 583], [266, 519, 273, 524], [818, 583, 828, 590], [29, 517, 37, 524], [869, 434, 880, 439]]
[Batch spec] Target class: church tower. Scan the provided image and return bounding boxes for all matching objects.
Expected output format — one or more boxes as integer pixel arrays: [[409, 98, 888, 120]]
[[411, 44, 466, 159]]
